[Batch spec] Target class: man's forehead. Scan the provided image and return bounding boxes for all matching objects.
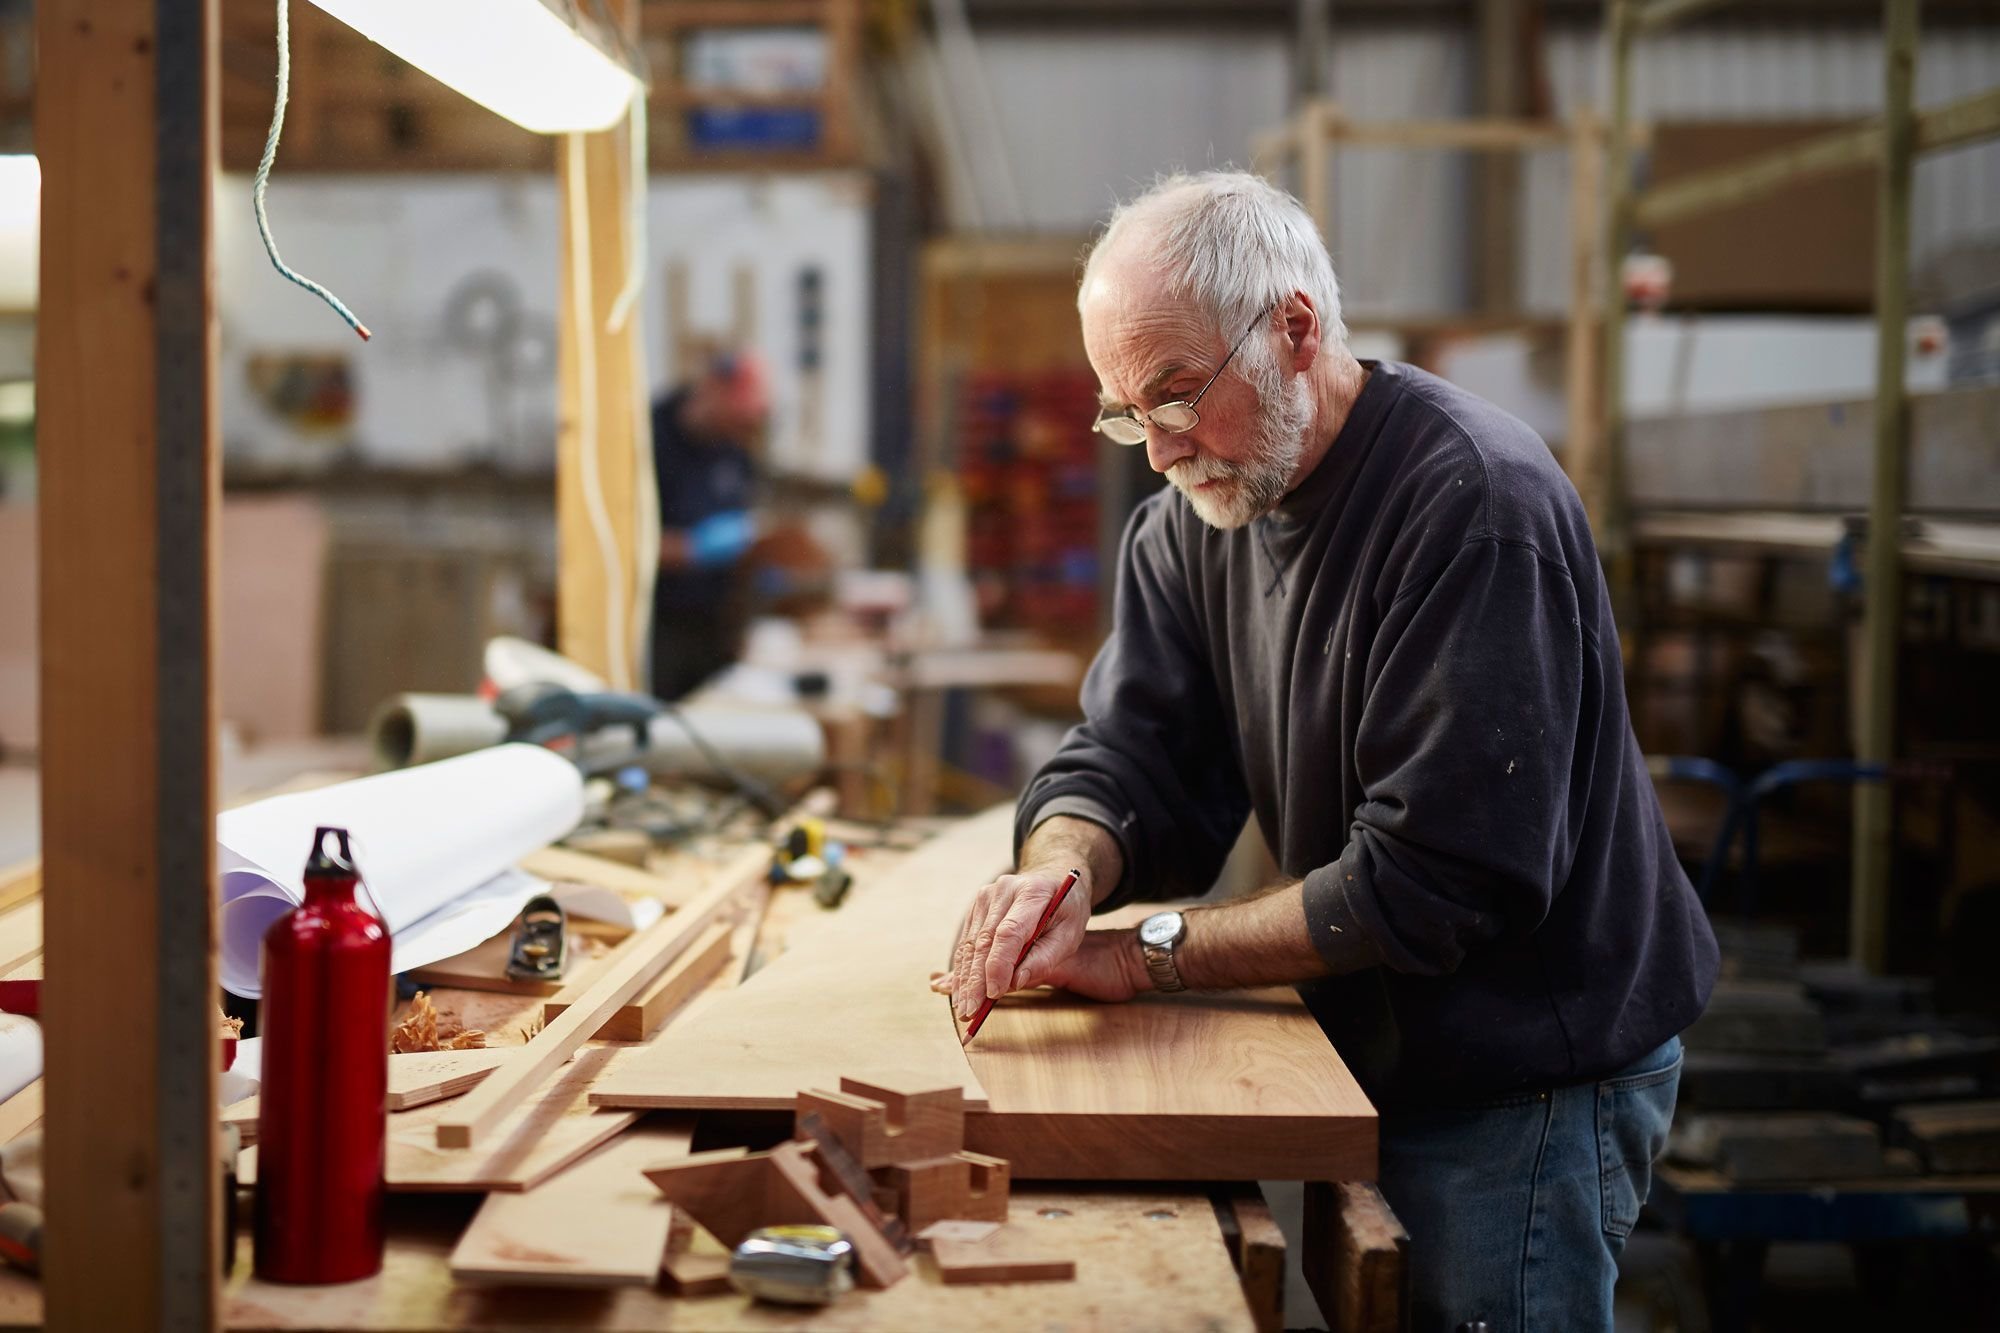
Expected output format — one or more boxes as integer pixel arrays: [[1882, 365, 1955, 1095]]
[[1086, 301, 1215, 407]]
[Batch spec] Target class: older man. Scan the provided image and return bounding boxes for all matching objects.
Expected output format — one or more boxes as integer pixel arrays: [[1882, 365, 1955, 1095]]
[[942, 172, 1717, 1331]]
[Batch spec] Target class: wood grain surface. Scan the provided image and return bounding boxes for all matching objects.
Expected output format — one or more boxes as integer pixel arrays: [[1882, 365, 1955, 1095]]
[[589, 809, 1011, 1112], [591, 807, 1375, 1181], [449, 1119, 694, 1287]]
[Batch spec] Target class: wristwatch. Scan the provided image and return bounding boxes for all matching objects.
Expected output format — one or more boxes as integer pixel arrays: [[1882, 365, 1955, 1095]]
[[1137, 911, 1189, 993]]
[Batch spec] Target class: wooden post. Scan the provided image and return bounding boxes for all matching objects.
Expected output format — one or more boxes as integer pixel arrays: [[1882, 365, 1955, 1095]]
[[36, 0, 220, 1324], [1600, 0, 1637, 626], [557, 0, 653, 689], [1475, 0, 1530, 315], [1851, 0, 1918, 973], [1566, 108, 1605, 529], [1300, 101, 1334, 239]]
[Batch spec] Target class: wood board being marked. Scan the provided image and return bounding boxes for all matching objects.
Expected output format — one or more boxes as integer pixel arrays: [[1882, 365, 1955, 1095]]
[[449, 1119, 693, 1287], [591, 807, 1374, 1180], [239, 1048, 635, 1192], [437, 843, 766, 1148], [589, 808, 1010, 1112]]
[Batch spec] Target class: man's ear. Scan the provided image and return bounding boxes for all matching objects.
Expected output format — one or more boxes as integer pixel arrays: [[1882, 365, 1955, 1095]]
[[1283, 292, 1321, 374]]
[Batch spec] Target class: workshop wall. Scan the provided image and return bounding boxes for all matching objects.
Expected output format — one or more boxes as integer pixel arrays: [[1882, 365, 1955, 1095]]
[[214, 171, 872, 482], [928, 25, 1998, 317]]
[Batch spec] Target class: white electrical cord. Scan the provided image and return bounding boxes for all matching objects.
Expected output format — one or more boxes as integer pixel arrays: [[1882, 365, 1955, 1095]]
[[607, 88, 648, 335], [563, 132, 631, 689]]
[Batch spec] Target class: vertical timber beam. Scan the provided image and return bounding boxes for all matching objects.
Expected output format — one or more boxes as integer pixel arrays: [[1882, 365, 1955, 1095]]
[[1851, 0, 1918, 972], [37, 0, 220, 1325], [1566, 107, 1605, 530], [557, 0, 653, 690], [1475, 0, 1530, 314], [1600, 0, 1637, 626]]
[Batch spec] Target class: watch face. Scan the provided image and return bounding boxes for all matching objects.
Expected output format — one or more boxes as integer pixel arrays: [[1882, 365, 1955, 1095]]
[[1138, 912, 1183, 947]]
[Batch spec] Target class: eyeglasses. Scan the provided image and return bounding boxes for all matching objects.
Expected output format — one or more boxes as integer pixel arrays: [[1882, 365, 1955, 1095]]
[[1091, 304, 1275, 447]]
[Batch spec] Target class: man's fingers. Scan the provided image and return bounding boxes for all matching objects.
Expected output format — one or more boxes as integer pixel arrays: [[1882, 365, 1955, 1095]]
[[983, 890, 1053, 1000], [954, 886, 1003, 1018]]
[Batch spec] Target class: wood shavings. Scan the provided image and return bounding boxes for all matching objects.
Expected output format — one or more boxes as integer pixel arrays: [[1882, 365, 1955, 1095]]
[[391, 991, 487, 1054]]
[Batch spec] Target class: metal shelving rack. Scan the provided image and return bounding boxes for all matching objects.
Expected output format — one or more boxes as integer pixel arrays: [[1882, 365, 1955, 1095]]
[[1601, 0, 2000, 971]]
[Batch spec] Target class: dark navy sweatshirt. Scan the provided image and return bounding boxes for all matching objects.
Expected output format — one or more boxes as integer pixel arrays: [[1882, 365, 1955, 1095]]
[[1015, 360, 1717, 1109]]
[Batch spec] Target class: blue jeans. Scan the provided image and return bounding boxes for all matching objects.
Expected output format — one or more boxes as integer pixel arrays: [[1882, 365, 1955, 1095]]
[[1376, 1036, 1683, 1333]]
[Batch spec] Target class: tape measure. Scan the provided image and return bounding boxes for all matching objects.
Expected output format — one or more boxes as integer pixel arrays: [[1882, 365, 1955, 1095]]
[[729, 1224, 855, 1305]]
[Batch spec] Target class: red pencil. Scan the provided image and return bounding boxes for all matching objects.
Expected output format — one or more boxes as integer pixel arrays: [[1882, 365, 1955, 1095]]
[[960, 867, 1082, 1046]]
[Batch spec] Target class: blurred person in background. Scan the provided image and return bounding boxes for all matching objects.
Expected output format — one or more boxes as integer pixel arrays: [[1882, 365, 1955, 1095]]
[[649, 348, 769, 700]]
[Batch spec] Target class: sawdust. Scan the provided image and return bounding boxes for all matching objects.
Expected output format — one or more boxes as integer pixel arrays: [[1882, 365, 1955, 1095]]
[[390, 991, 487, 1053]]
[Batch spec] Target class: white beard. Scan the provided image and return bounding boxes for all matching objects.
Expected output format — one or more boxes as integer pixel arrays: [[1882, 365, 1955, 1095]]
[[1168, 370, 1314, 530]]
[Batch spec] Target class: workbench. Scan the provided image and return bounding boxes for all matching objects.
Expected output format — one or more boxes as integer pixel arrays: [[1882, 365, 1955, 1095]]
[[1650, 1162, 2000, 1333], [0, 803, 1393, 1331]]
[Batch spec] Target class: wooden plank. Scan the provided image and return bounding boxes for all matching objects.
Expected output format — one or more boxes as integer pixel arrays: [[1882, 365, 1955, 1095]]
[[0, 1079, 41, 1145], [960, 981, 1375, 1181], [242, 1048, 636, 1193], [590, 810, 1008, 1111], [222, 1049, 516, 1143], [1303, 1181, 1407, 1333], [1228, 1188, 1287, 1333], [36, 0, 219, 1325], [930, 1224, 1076, 1285], [436, 848, 763, 1149], [0, 901, 40, 977], [542, 920, 733, 1041], [592, 808, 1375, 1181], [0, 863, 39, 916], [449, 1119, 694, 1287], [555, 10, 652, 688], [519, 846, 694, 908]]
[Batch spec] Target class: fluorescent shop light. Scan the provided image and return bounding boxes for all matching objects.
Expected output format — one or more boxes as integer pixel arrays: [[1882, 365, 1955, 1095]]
[[307, 0, 643, 134], [0, 156, 38, 309]]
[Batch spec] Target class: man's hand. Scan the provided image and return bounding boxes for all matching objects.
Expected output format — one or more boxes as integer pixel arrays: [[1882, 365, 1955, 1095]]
[[1041, 927, 1153, 1003], [935, 864, 1093, 1020]]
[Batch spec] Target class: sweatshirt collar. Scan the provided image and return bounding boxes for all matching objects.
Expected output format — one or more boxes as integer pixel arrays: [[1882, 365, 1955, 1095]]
[[1268, 360, 1402, 527]]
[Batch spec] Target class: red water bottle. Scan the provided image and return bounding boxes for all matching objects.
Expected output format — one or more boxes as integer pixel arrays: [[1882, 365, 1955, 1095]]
[[253, 826, 391, 1283]]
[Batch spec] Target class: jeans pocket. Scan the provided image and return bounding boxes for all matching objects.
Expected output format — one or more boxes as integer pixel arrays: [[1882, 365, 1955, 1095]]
[[1595, 1053, 1681, 1241]]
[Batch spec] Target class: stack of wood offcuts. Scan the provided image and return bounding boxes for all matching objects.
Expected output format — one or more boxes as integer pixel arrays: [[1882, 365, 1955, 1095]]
[[649, 1079, 1069, 1294]]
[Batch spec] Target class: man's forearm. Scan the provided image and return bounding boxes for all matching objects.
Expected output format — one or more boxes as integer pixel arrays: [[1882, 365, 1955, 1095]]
[[1019, 815, 1124, 908], [1174, 880, 1334, 989]]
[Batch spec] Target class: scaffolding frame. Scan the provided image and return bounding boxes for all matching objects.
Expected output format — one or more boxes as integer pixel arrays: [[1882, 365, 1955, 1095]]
[[1251, 105, 1612, 527], [1602, 0, 2000, 971]]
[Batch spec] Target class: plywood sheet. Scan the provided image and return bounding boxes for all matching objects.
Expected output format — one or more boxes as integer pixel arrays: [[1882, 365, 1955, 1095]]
[[591, 806, 1376, 1182], [589, 809, 1010, 1112], [449, 1119, 693, 1288]]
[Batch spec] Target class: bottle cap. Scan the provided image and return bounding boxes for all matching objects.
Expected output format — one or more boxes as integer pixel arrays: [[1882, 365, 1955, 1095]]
[[305, 826, 358, 879]]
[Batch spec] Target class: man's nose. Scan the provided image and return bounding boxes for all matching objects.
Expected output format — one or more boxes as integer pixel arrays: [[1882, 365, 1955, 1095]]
[[1145, 424, 1197, 474]]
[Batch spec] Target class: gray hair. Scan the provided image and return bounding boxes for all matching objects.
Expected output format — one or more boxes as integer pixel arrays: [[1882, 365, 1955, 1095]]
[[1078, 171, 1346, 352]]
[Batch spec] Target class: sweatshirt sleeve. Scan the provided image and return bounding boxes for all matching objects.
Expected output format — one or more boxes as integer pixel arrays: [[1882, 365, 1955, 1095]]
[[1300, 533, 1589, 975], [1015, 500, 1251, 911]]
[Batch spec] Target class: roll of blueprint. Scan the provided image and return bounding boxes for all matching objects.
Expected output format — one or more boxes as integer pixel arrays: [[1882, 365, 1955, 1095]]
[[217, 744, 584, 998]]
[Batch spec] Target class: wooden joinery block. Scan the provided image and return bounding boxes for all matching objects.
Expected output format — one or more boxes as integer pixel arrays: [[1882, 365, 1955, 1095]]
[[795, 1079, 964, 1169], [766, 1140, 907, 1289], [643, 1148, 769, 1248], [1216, 1185, 1287, 1333], [881, 1156, 968, 1235], [955, 1150, 1010, 1222], [646, 1142, 908, 1290]]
